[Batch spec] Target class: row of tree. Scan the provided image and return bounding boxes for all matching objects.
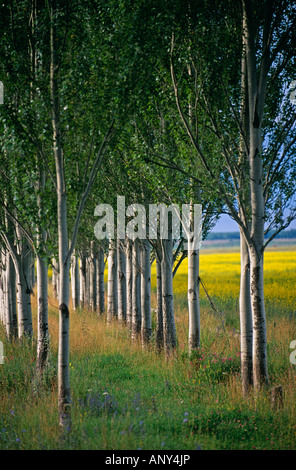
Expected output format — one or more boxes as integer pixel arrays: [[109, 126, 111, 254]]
[[0, 0, 295, 427]]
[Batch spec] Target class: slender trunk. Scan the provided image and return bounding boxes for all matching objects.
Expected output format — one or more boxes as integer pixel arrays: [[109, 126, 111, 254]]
[[50, 3, 71, 426], [8, 256, 17, 338], [117, 240, 127, 323], [155, 250, 163, 351], [131, 238, 141, 341], [36, 164, 49, 374], [31, 0, 49, 374], [107, 240, 117, 323], [141, 238, 151, 347], [15, 227, 33, 336], [23, 236, 33, 335], [79, 255, 86, 307], [84, 257, 89, 307], [126, 239, 133, 332], [96, 247, 105, 314], [71, 252, 80, 310], [31, 259, 35, 290], [161, 220, 177, 358], [15, 259, 30, 338], [188, 200, 200, 353], [52, 258, 59, 299], [0, 268, 4, 327], [57, 224, 71, 429], [187, 59, 200, 354], [243, 0, 270, 391], [238, 19, 253, 396], [249, 246, 269, 390], [89, 241, 97, 312], [239, 228, 253, 395], [4, 253, 11, 337], [36, 253, 49, 374], [248, 107, 269, 391], [188, 246, 200, 353]]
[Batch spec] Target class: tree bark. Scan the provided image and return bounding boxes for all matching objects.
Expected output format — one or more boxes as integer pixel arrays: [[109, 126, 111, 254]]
[[188, 246, 200, 353], [117, 239, 127, 323], [155, 250, 163, 351], [15, 256, 30, 338], [71, 251, 80, 311], [79, 255, 86, 307], [0, 266, 4, 327], [8, 254, 17, 338], [36, 253, 49, 375], [249, 246, 269, 390], [107, 240, 118, 323], [50, 2, 71, 426], [141, 238, 152, 347], [187, 199, 200, 353], [239, 228, 253, 395], [15, 228, 33, 336], [243, 0, 270, 391], [238, 17, 253, 396], [4, 252, 16, 338], [89, 241, 97, 312], [131, 238, 141, 341], [126, 238, 133, 332], [96, 246, 105, 314], [52, 258, 59, 299], [3, 253, 10, 337], [23, 239, 33, 334], [161, 218, 177, 358]]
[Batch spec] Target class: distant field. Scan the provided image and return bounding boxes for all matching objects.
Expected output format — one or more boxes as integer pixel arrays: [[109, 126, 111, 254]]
[[201, 237, 296, 251], [155, 247, 296, 318]]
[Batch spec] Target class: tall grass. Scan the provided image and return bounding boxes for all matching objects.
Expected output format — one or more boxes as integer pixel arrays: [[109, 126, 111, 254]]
[[0, 248, 295, 450]]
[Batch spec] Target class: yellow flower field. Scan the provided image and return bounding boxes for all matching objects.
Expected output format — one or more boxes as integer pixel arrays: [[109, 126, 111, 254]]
[[152, 247, 296, 313]]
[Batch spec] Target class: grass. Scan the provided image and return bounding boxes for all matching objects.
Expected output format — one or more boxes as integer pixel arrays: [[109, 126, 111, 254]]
[[0, 247, 296, 450]]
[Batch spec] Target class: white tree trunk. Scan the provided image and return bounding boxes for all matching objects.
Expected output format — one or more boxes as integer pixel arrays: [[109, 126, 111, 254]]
[[132, 238, 141, 341], [239, 228, 253, 395], [0, 267, 4, 327], [161, 222, 177, 358], [85, 256, 90, 307], [36, 253, 49, 374], [71, 252, 80, 311], [187, 198, 200, 353], [8, 254, 17, 338], [79, 255, 86, 306], [107, 240, 118, 323], [89, 241, 97, 312], [52, 258, 59, 299], [3, 253, 10, 336], [96, 247, 105, 314], [22, 238, 33, 334], [31, 259, 35, 290], [15, 259, 30, 338], [188, 245, 200, 353], [126, 239, 133, 332], [117, 239, 127, 323], [249, 246, 269, 390], [50, 5, 71, 426], [155, 251, 163, 352], [243, 0, 269, 391], [141, 239, 151, 347], [248, 96, 269, 390]]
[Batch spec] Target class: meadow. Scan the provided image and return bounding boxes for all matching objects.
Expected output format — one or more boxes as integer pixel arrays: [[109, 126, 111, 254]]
[[0, 246, 295, 450]]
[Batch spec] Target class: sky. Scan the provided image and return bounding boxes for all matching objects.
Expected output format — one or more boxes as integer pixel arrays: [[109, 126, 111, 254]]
[[212, 214, 296, 233]]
